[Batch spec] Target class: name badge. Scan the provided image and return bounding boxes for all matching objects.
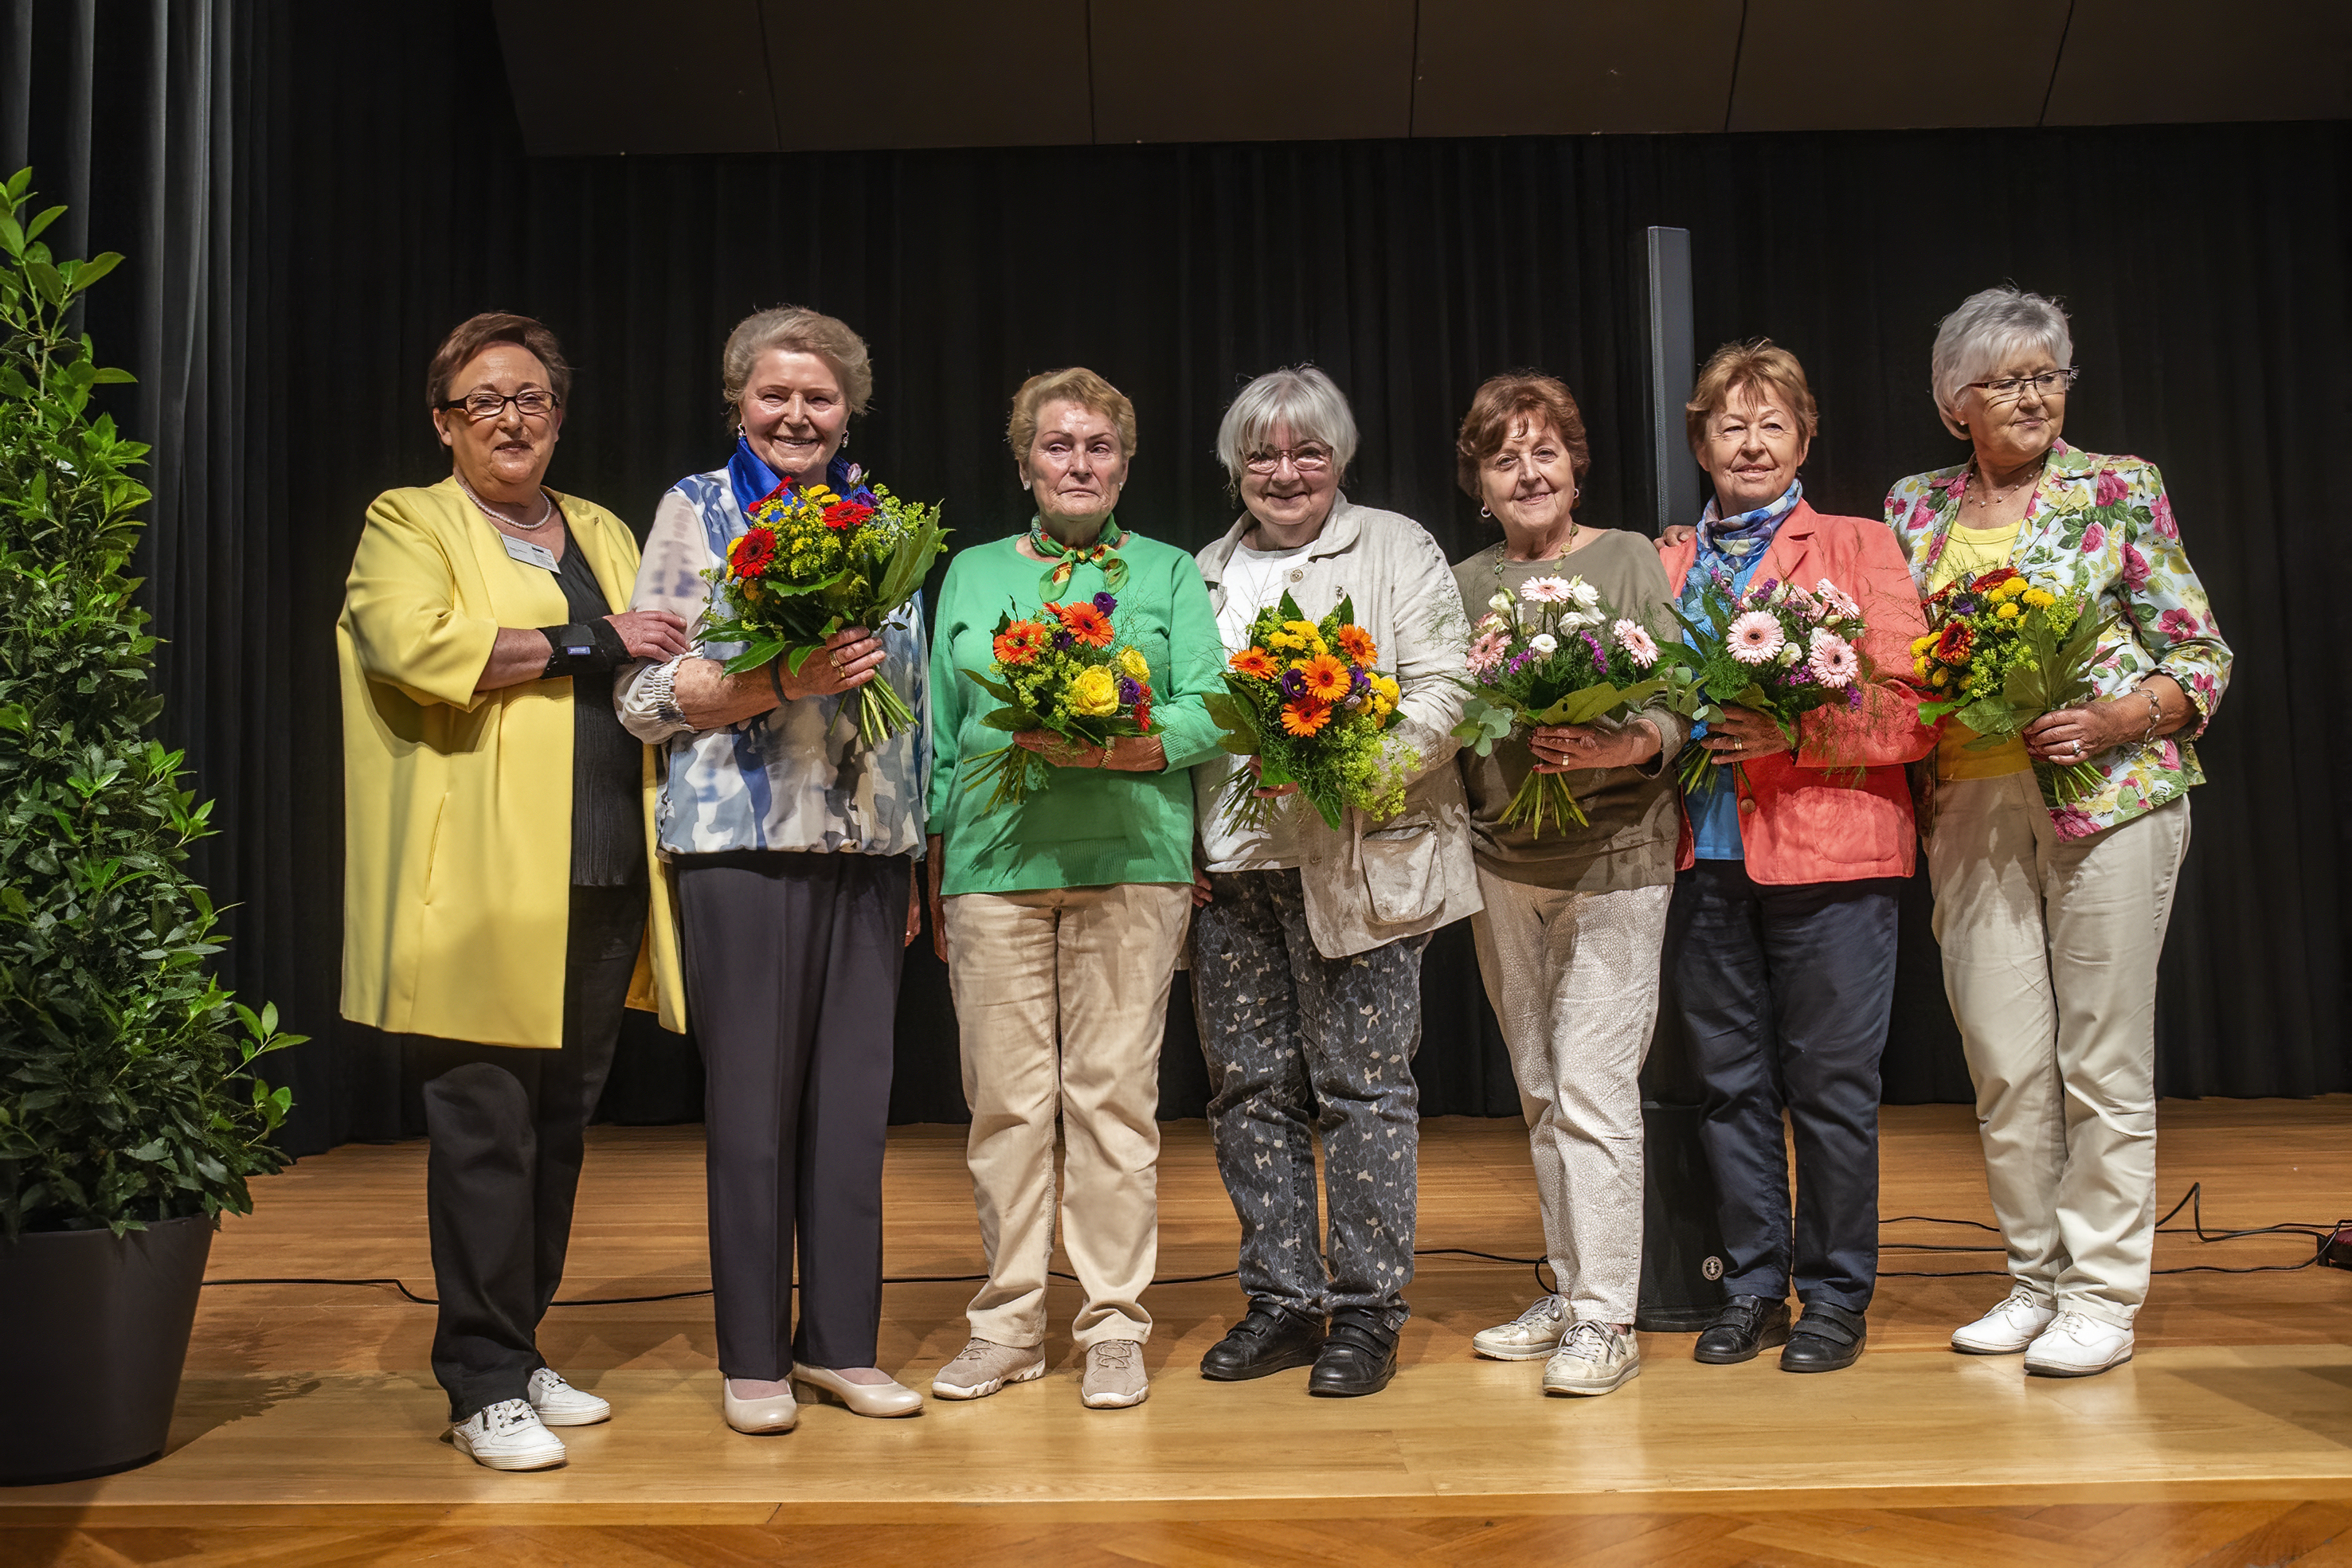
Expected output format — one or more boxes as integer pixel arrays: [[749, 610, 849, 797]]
[[503, 534, 558, 572]]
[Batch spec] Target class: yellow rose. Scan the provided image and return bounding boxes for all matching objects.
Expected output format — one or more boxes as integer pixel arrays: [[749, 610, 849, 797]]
[[1066, 664, 1121, 717], [1117, 647, 1150, 682]]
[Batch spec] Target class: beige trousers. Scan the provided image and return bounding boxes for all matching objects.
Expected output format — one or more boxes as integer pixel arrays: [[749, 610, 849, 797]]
[[943, 882, 1191, 1348], [1470, 870, 1669, 1325], [1927, 772, 2190, 1325]]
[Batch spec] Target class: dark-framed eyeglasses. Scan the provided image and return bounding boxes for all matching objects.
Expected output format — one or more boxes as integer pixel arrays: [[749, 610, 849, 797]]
[[1243, 443, 1335, 475], [440, 388, 562, 422], [1966, 368, 2078, 405]]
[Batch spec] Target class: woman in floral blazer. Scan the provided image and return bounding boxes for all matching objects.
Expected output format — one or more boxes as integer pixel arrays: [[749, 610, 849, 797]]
[[1884, 286, 2231, 1380]]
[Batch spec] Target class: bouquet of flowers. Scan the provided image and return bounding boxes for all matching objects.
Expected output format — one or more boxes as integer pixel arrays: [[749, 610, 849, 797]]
[[1203, 592, 1409, 831], [1912, 565, 2113, 804], [957, 592, 1162, 811], [701, 468, 948, 745], [1666, 571, 1871, 792], [1450, 574, 1672, 836]]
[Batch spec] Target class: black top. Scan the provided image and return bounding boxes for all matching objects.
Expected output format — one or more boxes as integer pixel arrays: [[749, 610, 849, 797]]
[[554, 537, 646, 886]]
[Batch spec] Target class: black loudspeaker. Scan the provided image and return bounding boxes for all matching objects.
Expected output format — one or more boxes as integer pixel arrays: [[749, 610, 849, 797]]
[[1636, 948, 1729, 1332]]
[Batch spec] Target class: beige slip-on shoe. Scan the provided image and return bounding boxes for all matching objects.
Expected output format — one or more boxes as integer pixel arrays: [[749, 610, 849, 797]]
[[722, 1377, 800, 1433], [793, 1364, 925, 1417]]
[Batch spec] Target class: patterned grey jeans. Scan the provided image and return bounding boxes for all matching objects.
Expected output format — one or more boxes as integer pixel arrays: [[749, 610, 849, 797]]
[[1192, 868, 1423, 1333]]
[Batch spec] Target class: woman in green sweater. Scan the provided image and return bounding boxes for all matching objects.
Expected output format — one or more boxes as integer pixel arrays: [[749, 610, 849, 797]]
[[922, 367, 1224, 1413]]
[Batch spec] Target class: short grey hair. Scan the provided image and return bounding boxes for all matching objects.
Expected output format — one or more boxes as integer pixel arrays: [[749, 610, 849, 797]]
[[1215, 365, 1360, 483], [721, 304, 875, 424], [1930, 286, 2073, 434]]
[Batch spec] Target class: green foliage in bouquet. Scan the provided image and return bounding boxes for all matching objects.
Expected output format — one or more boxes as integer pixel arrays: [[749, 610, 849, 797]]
[[0, 170, 300, 1238]]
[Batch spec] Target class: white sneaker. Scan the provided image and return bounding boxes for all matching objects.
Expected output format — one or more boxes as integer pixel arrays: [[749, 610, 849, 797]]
[[1542, 1320, 1641, 1397], [448, 1398, 567, 1470], [1472, 1294, 1569, 1362], [526, 1367, 611, 1426], [2023, 1310, 2135, 1378], [1951, 1287, 2058, 1355]]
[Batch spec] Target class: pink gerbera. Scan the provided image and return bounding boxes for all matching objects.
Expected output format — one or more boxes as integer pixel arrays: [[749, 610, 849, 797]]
[[1466, 628, 1511, 678], [1728, 611, 1787, 665], [1806, 628, 1859, 688], [1612, 619, 1659, 668], [1813, 579, 1861, 619]]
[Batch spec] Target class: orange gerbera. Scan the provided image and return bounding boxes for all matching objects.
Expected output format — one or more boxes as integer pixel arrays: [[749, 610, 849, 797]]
[[993, 620, 1051, 666], [1279, 698, 1332, 737], [1335, 624, 1377, 665], [1296, 652, 1352, 702], [1229, 646, 1278, 679], [1050, 600, 1115, 647]]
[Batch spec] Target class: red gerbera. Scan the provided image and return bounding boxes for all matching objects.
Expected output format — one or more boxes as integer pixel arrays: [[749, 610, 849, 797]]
[[728, 525, 778, 578], [823, 499, 876, 530], [1933, 621, 1975, 663], [1970, 565, 2022, 593], [993, 620, 1051, 666], [1049, 600, 1115, 648]]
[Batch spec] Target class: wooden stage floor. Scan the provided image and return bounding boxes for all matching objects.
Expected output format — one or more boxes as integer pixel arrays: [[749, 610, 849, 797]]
[[10, 1100, 2352, 1566]]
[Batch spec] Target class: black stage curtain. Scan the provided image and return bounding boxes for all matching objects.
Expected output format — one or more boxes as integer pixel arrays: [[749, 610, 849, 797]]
[[18, 2, 2346, 1150]]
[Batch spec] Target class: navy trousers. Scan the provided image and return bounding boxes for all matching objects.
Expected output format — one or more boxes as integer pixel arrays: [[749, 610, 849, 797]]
[[1667, 860, 1901, 1314]]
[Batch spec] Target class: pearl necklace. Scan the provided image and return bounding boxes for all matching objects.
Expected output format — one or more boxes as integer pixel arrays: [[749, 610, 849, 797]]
[[1963, 457, 2044, 514], [457, 474, 554, 531]]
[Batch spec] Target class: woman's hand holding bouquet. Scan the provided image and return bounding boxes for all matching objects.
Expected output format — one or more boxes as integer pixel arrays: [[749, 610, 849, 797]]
[[1204, 592, 1409, 831], [958, 593, 1163, 811], [1665, 570, 1872, 792]]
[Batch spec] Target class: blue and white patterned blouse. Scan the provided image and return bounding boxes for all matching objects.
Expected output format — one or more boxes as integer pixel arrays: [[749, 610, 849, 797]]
[[616, 463, 928, 858]]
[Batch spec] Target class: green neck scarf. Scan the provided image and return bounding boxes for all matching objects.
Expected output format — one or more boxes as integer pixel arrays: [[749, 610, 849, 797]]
[[1027, 515, 1129, 600]]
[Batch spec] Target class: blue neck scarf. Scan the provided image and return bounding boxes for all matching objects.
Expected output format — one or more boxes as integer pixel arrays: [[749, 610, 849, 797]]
[[1697, 479, 1802, 568], [725, 435, 869, 521]]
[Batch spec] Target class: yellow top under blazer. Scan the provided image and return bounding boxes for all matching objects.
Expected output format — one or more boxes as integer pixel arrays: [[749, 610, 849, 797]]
[[337, 478, 686, 1049]]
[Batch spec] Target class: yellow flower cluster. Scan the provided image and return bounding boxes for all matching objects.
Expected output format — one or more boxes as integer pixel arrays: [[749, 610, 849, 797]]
[[1268, 619, 1326, 655], [1364, 671, 1401, 719]]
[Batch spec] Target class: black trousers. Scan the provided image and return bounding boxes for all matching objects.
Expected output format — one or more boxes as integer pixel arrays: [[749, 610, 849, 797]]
[[417, 882, 645, 1421], [1667, 860, 1900, 1314], [675, 850, 906, 1381]]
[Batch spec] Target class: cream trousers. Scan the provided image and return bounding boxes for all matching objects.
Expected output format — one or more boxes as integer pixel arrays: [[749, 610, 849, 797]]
[[943, 882, 1191, 1348], [1470, 870, 1670, 1325], [1928, 772, 2190, 1326]]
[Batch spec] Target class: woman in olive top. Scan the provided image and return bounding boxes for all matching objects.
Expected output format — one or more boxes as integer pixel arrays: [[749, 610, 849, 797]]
[[922, 367, 1224, 1413], [1450, 373, 1686, 1400]]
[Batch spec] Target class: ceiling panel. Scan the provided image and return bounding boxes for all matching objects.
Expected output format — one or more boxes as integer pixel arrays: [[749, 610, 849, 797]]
[[1727, 0, 2072, 132], [493, 0, 777, 155], [1412, 0, 1744, 137], [2044, 0, 2351, 126], [753, 2, 1092, 151], [1090, 0, 1416, 144]]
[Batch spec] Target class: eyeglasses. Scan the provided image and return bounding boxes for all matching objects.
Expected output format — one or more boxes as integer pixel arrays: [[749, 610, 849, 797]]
[[440, 388, 562, 422], [1243, 444, 1334, 475], [1965, 368, 2078, 405]]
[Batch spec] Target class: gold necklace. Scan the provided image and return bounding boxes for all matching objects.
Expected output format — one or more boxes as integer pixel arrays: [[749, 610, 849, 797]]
[[1498, 519, 1579, 576]]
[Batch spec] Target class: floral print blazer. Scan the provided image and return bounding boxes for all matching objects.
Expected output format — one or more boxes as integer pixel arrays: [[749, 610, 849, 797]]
[[1882, 440, 2231, 839]]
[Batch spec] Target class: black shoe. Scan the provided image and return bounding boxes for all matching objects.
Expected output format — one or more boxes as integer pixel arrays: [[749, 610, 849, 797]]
[[1693, 1295, 1792, 1364], [1306, 1309, 1398, 1397], [1199, 1302, 1326, 1381], [1779, 1302, 1867, 1372]]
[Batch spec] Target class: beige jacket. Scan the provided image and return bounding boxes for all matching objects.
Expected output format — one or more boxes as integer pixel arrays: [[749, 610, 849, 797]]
[[1194, 497, 1481, 958]]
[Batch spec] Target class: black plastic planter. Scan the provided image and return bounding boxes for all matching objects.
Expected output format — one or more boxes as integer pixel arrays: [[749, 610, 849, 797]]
[[0, 1216, 213, 1485]]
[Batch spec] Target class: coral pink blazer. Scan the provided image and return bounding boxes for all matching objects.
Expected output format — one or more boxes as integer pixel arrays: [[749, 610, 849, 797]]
[[1660, 502, 1935, 885]]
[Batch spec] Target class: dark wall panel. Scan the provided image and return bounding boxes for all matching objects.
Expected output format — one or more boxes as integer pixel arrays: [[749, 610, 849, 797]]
[[492, 0, 776, 154], [1411, 0, 1743, 138], [1090, 0, 1415, 143], [2045, 0, 2352, 127], [1727, 0, 2072, 131], [752, 1, 1092, 150]]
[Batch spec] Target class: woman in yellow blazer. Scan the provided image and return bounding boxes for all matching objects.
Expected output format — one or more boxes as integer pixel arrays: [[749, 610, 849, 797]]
[[338, 313, 689, 1472]]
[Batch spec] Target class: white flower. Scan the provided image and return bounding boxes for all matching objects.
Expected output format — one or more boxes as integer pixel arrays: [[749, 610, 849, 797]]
[[1561, 607, 1606, 630], [1807, 628, 1859, 687], [1566, 578, 1602, 611], [1489, 590, 1516, 613], [1474, 612, 1507, 635], [1614, 619, 1658, 667], [1778, 643, 1802, 667], [1528, 632, 1559, 655], [1520, 576, 1576, 605], [1728, 610, 1787, 665]]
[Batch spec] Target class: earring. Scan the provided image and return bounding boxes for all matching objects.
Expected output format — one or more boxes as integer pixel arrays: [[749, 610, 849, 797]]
[[1479, 504, 1492, 518], [840, 431, 851, 448]]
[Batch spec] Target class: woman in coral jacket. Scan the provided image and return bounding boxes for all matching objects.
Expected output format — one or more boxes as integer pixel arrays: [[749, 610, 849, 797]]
[[1656, 340, 1933, 1378]]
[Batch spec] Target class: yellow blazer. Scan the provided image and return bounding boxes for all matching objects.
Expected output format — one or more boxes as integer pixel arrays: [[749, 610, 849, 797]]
[[337, 478, 687, 1049]]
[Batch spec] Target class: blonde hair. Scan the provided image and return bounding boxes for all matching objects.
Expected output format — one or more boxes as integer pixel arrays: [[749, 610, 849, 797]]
[[722, 305, 874, 424], [1008, 366, 1137, 464], [1685, 338, 1818, 458]]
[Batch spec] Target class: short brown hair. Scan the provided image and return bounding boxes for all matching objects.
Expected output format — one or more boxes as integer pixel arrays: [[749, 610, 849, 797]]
[[427, 312, 570, 413], [1008, 367, 1138, 465], [722, 305, 875, 421], [1454, 372, 1591, 500], [1685, 338, 1818, 457]]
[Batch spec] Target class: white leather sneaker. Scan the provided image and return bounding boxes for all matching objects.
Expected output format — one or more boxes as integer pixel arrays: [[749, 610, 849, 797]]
[[526, 1367, 611, 1426], [1472, 1294, 1569, 1362], [2023, 1310, 2135, 1377], [1541, 1321, 1641, 1397], [1951, 1288, 2058, 1355], [448, 1398, 567, 1471]]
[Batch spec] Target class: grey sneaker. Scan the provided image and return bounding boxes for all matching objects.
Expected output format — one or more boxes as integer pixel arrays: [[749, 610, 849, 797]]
[[1542, 1320, 1641, 1397], [1472, 1294, 1569, 1361], [929, 1337, 1046, 1401], [1081, 1339, 1149, 1409]]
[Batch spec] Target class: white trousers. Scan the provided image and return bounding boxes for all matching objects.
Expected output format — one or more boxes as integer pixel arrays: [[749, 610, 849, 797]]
[[1927, 772, 2190, 1325], [943, 882, 1190, 1348], [1470, 870, 1670, 1325]]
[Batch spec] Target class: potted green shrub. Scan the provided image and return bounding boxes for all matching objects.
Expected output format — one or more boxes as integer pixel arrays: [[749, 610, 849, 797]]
[[0, 169, 300, 1486]]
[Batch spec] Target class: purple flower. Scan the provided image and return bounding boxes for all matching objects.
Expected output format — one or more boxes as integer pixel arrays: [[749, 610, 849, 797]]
[[1054, 630, 1074, 651], [1117, 675, 1142, 705], [1845, 687, 1865, 709], [1583, 632, 1606, 666], [1787, 665, 1814, 685], [1280, 667, 1310, 700], [1348, 665, 1370, 694], [1094, 592, 1118, 616]]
